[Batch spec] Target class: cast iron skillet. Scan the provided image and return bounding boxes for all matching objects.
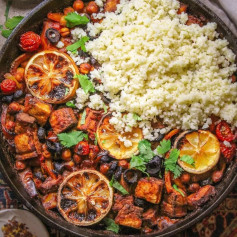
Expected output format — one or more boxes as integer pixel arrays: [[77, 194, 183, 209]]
[[0, 0, 236, 236]]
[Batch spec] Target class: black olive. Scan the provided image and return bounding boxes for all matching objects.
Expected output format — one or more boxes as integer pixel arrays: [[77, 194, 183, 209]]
[[101, 95, 111, 104], [107, 160, 118, 177], [97, 150, 109, 157], [134, 197, 145, 208], [87, 210, 97, 221], [114, 166, 123, 180], [45, 28, 60, 44], [54, 162, 65, 173], [2, 95, 13, 103], [100, 155, 111, 164], [55, 142, 63, 154], [46, 140, 56, 153], [154, 133, 165, 142], [200, 177, 213, 186], [38, 127, 46, 141], [123, 169, 138, 184], [146, 156, 163, 176], [13, 90, 23, 99]]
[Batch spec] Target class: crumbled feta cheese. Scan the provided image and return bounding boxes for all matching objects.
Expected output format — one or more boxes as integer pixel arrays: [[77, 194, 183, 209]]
[[56, 41, 64, 49], [118, 136, 132, 147]]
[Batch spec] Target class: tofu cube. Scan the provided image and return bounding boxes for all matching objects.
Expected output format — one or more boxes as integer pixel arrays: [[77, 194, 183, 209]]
[[14, 133, 36, 154]]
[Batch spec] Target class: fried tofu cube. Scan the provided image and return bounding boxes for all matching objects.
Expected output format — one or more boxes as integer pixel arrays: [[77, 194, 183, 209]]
[[162, 201, 187, 218], [135, 177, 164, 204], [142, 208, 157, 226], [24, 95, 52, 126], [113, 193, 134, 212], [50, 108, 77, 134], [115, 204, 143, 229], [14, 133, 36, 154]]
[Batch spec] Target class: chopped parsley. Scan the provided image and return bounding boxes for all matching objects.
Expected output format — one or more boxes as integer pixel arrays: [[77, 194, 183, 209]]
[[81, 109, 87, 125], [58, 131, 88, 148], [94, 133, 98, 145], [66, 36, 89, 53], [180, 155, 195, 167], [133, 113, 142, 121], [74, 74, 95, 94], [173, 184, 185, 197], [109, 175, 129, 195], [66, 101, 76, 108], [157, 139, 171, 155], [65, 88, 69, 95], [104, 218, 119, 234], [103, 103, 108, 113], [65, 12, 89, 28]]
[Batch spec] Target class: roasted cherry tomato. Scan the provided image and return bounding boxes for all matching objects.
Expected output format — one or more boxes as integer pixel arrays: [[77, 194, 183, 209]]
[[19, 31, 41, 52], [216, 121, 235, 142], [74, 141, 90, 156], [220, 142, 236, 163], [0, 79, 17, 94]]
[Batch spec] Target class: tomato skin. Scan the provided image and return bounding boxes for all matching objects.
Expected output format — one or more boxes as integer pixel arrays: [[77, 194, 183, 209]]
[[19, 31, 41, 52], [220, 142, 236, 163], [0, 79, 17, 94], [74, 141, 90, 156], [216, 121, 235, 142]]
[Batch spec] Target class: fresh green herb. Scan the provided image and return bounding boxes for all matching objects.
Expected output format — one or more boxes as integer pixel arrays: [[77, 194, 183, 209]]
[[65, 88, 69, 95], [84, 134, 89, 141], [4, 0, 12, 21], [94, 133, 98, 145], [1, 29, 12, 38], [109, 176, 129, 195], [66, 101, 76, 108], [58, 131, 88, 148], [103, 104, 108, 113], [104, 218, 119, 234], [157, 139, 171, 155], [75, 74, 95, 94], [133, 113, 142, 121], [129, 140, 154, 175], [173, 184, 185, 197], [0, 25, 3, 31], [164, 149, 183, 178], [65, 12, 89, 28], [81, 109, 86, 125], [66, 36, 89, 53], [5, 16, 24, 30], [180, 155, 195, 167]]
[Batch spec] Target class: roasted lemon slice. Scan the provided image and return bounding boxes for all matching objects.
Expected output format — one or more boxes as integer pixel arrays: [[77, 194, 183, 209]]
[[57, 170, 113, 226], [25, 50, 79, 104], [96, 114, 143, 159], [175, 130, 220, 174]]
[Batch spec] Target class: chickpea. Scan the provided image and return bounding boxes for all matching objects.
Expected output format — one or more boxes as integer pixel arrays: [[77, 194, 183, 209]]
[[188, 183, 200, 193], [86, 1, 99, 15], [118, 160, 129, 169], [63, 7, 74, 15], [15, 161, 26, 171], [73, 154, 82, 165], [212, 170, 223, 183], [5, 121, 15, 131], [43, 150, 52, 159], [180, 173, 190, 184], [15, 67, 25, 82], [60, 27, 70, 37], [100, 163, 110, 175], [8, 102, 21, 114], [62, 149, 72, 161], [79, 63, 92, 74], [73, 0, 84, 12], [60, 16, 67, 27]]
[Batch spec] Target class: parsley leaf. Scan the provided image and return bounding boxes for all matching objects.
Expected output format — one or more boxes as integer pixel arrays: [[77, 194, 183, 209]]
[[164, 149, 183, 178], [5, 0, 12, 21], [157, 139, 171, 155], [180, 155, 195, 167], [58, 131, 87, 148], [109, 176, 129, 195], [94, 133, 98, 145], [5, 16, 24, 30], [66, 101, 76, 108], [103, 103, 108, 113], [173, 184, 185, 197], [65, 88, 69, 95], [133, 113, 142, 121], [75, 74, 95, 94], [104, 218, 119, 234], [130, 156, 146, 172], [65, 12, 89, 28], [138, 140, 154, 162], [1, 29, 12, 38], [81, 109, 86, 125], [66, 36, 89, 53]]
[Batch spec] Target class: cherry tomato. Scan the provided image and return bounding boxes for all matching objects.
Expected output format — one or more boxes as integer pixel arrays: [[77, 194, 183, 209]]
[[19, 31, 41, 52], [0, 79, 17, 94], [74, 141, 90, 156], [220, 142, 236, 163], [216, 121, 235, 142]]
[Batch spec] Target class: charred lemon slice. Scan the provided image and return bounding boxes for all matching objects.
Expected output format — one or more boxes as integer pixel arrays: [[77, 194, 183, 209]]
[[57, 170, 113, 226], [25, 50, 79, 104], [175, 130, 220, 174], [96, 114, 143, 159]]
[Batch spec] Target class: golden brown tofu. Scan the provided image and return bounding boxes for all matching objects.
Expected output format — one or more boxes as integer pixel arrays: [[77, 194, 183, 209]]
[[24, 95, 52, 126], [112, 193, 134, 212], [14, 133, 36, 154], [77, 108, 103, 140], [164, 192, 187, 206], [115, 204, 143, 229], [135, 177, 164, 204], [142, 208, 157, 226], [50, 108, 77, 134], [156, 216, 178, 230], [161, 201, 187, 218], [16, 151, 38, 160], [42, 193, 57, 210]]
